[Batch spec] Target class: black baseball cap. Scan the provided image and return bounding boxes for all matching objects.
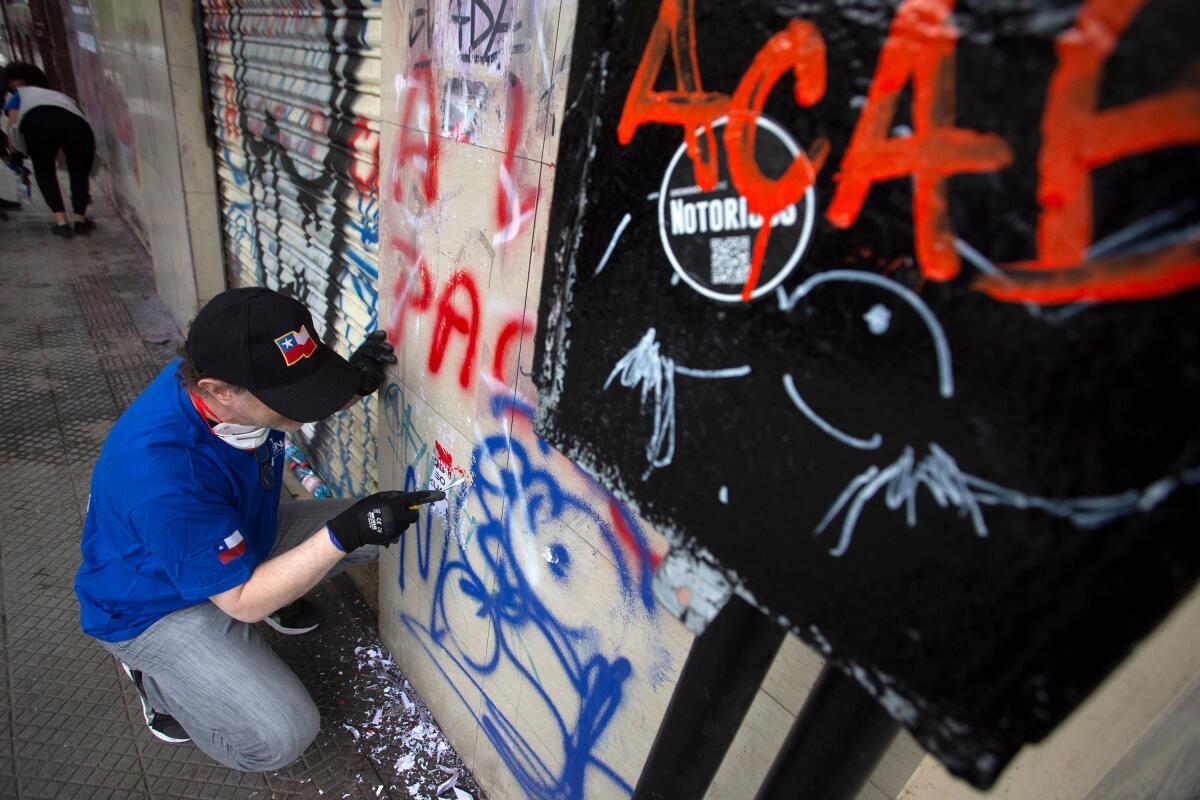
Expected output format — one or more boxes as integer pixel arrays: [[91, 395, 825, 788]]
[[186, 287, 360, 423]]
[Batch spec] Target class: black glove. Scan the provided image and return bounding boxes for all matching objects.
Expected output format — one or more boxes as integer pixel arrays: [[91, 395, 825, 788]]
[[327, 490, 441, 551], [349, 331, 397, 395]]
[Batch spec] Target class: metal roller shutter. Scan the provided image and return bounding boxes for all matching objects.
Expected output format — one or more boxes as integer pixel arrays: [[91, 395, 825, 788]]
[[199, 0, 382, 497]]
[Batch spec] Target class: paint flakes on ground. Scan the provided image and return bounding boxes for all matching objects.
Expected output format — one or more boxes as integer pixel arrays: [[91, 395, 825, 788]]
[[324, 639, 487, 800]]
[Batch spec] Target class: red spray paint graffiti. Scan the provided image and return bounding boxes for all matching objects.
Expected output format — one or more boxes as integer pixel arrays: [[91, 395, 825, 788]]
[[386, 264, 539, 397], [620, 0, 1200, 305], [726, 21, 830, 300], [608, 499, 663, 572], [394, 66, 441, 206], [492, 316, 536, 383], [974, 0, 1200, 303], [385, 63, 442, 352], [383, 63, 545, 392], [223, 75, 240, 143], [385, 257, 433, 346], [349, 118, 380, 194], [618, 0, 730, 190], [825, 0, 1013, 283], [429, 270, 482, 390], [494, 74, 539, 246], [386, 255, 539, 395], [619, 0, 831, 300]]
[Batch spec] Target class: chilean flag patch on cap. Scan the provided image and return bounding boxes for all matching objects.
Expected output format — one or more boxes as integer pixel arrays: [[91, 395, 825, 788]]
[[274, 325, 318, 366], [216, 530, 247, 564]]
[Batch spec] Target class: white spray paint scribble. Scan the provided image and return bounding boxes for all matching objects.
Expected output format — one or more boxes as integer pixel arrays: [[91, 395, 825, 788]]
[[530, 0, 552, 88], [777, 270, 954, 399], [817, 443, 1200, 557], [782, 374, 882, 451], [956, 203, 1199, 324], [394, 74, 409, 113], [807, 624, 833, 655], [594, 212, 632, 276], [605, 328, 750, 479], [863, 303, 892, 334], [955, 237, 1046, 320], [480, 414, 544, 588], [493, 163, 535, 246], [1089, 199, 1198, 260]]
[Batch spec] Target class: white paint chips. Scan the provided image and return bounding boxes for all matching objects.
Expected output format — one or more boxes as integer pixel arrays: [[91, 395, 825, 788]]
[[336, 643, 480, 799]]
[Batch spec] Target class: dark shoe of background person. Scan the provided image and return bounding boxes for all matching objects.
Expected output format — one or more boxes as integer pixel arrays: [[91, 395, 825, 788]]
[[51, 223, 73, 238], [74, 218, 96, 235], [0, 198, 20, 210], [120, 663, 191, 744], [265, 597, 323, 635]]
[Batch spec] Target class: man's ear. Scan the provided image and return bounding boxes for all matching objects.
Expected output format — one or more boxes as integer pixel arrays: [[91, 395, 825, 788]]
[[197, 377, 241, 404]]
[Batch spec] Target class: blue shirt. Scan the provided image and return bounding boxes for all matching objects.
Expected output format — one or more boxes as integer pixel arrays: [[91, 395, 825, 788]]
[[2, 91, 17, 113], [75, 360, 284, 642]]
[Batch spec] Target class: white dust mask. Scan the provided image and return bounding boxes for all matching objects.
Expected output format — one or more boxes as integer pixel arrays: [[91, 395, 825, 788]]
[[211, 422, 270, 451]]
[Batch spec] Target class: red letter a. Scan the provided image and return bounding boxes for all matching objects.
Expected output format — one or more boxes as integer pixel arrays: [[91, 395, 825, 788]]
[[826, 0, 1013, 282]]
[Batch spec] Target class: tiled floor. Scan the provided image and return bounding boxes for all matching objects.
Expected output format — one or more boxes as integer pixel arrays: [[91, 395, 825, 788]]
[[0, 198, 483, 799]]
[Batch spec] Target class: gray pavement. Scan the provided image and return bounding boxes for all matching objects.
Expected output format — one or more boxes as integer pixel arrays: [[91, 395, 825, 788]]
[[0, 197, 483, 799]]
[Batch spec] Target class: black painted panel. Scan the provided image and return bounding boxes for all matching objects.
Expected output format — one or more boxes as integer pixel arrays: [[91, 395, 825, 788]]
[[534, 0, 1200, 787]]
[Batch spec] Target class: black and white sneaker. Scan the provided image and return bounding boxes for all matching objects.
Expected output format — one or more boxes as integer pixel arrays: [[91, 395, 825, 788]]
[[120, 663, 190, 744], [264, 598, 322, 635]]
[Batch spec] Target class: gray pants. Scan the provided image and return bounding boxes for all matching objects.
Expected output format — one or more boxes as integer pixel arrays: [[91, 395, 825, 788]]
[[101, 498, 370, 772]]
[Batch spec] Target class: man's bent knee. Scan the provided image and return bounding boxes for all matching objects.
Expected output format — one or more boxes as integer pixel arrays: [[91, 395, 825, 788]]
[[226, 696, 320, 772]]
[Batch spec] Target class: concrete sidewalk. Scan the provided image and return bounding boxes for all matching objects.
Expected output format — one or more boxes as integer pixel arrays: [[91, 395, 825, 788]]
[[0, 197, 483, 799]]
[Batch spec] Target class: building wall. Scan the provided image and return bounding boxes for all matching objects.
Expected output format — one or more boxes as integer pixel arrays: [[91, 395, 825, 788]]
[[62, 0, 223, 329]]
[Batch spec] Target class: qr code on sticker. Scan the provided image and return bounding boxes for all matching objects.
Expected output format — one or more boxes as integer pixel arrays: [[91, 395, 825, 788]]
[[710, 235, 751, 285]]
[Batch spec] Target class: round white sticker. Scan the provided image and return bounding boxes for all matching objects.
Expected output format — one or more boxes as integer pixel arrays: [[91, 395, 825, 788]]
[[657, 116, 817, 303]]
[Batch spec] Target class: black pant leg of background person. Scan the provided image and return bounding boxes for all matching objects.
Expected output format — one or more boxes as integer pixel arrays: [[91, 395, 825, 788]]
[[19, 107, 96, 216], [19, 107, 68, 214], [62, 116, 95, 216]]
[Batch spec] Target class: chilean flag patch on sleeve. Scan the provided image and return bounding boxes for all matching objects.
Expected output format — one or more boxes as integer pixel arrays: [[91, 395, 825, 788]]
[[216, 530, 247, 565]]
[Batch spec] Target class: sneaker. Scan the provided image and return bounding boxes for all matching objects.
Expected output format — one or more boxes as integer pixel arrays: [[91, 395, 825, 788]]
[[120, 663, 190, 744], [264, 598, 322, 635], [74, 218, 96, 235], [51, 223, 73, 238]]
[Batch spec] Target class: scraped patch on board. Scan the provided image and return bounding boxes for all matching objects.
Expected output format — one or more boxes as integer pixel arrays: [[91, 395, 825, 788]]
[[430, 441, 468, 515]]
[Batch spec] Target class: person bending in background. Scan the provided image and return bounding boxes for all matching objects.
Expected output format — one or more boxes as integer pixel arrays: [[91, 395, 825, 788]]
[[1, 61, 96, 237], [74, 287, 431, 771]]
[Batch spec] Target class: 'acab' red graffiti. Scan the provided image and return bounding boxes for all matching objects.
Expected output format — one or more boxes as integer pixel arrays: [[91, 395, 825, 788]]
[[619, 0, 1200, 305]]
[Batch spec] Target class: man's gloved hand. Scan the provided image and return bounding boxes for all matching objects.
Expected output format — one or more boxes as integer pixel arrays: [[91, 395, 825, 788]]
[[326, 490, 440, 551], [349, 331, 397, 395]]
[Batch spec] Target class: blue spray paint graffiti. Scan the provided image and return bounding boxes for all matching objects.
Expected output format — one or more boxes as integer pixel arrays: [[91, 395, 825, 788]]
[[384, 384, 662, 798], [356, 192, 380, 247]]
